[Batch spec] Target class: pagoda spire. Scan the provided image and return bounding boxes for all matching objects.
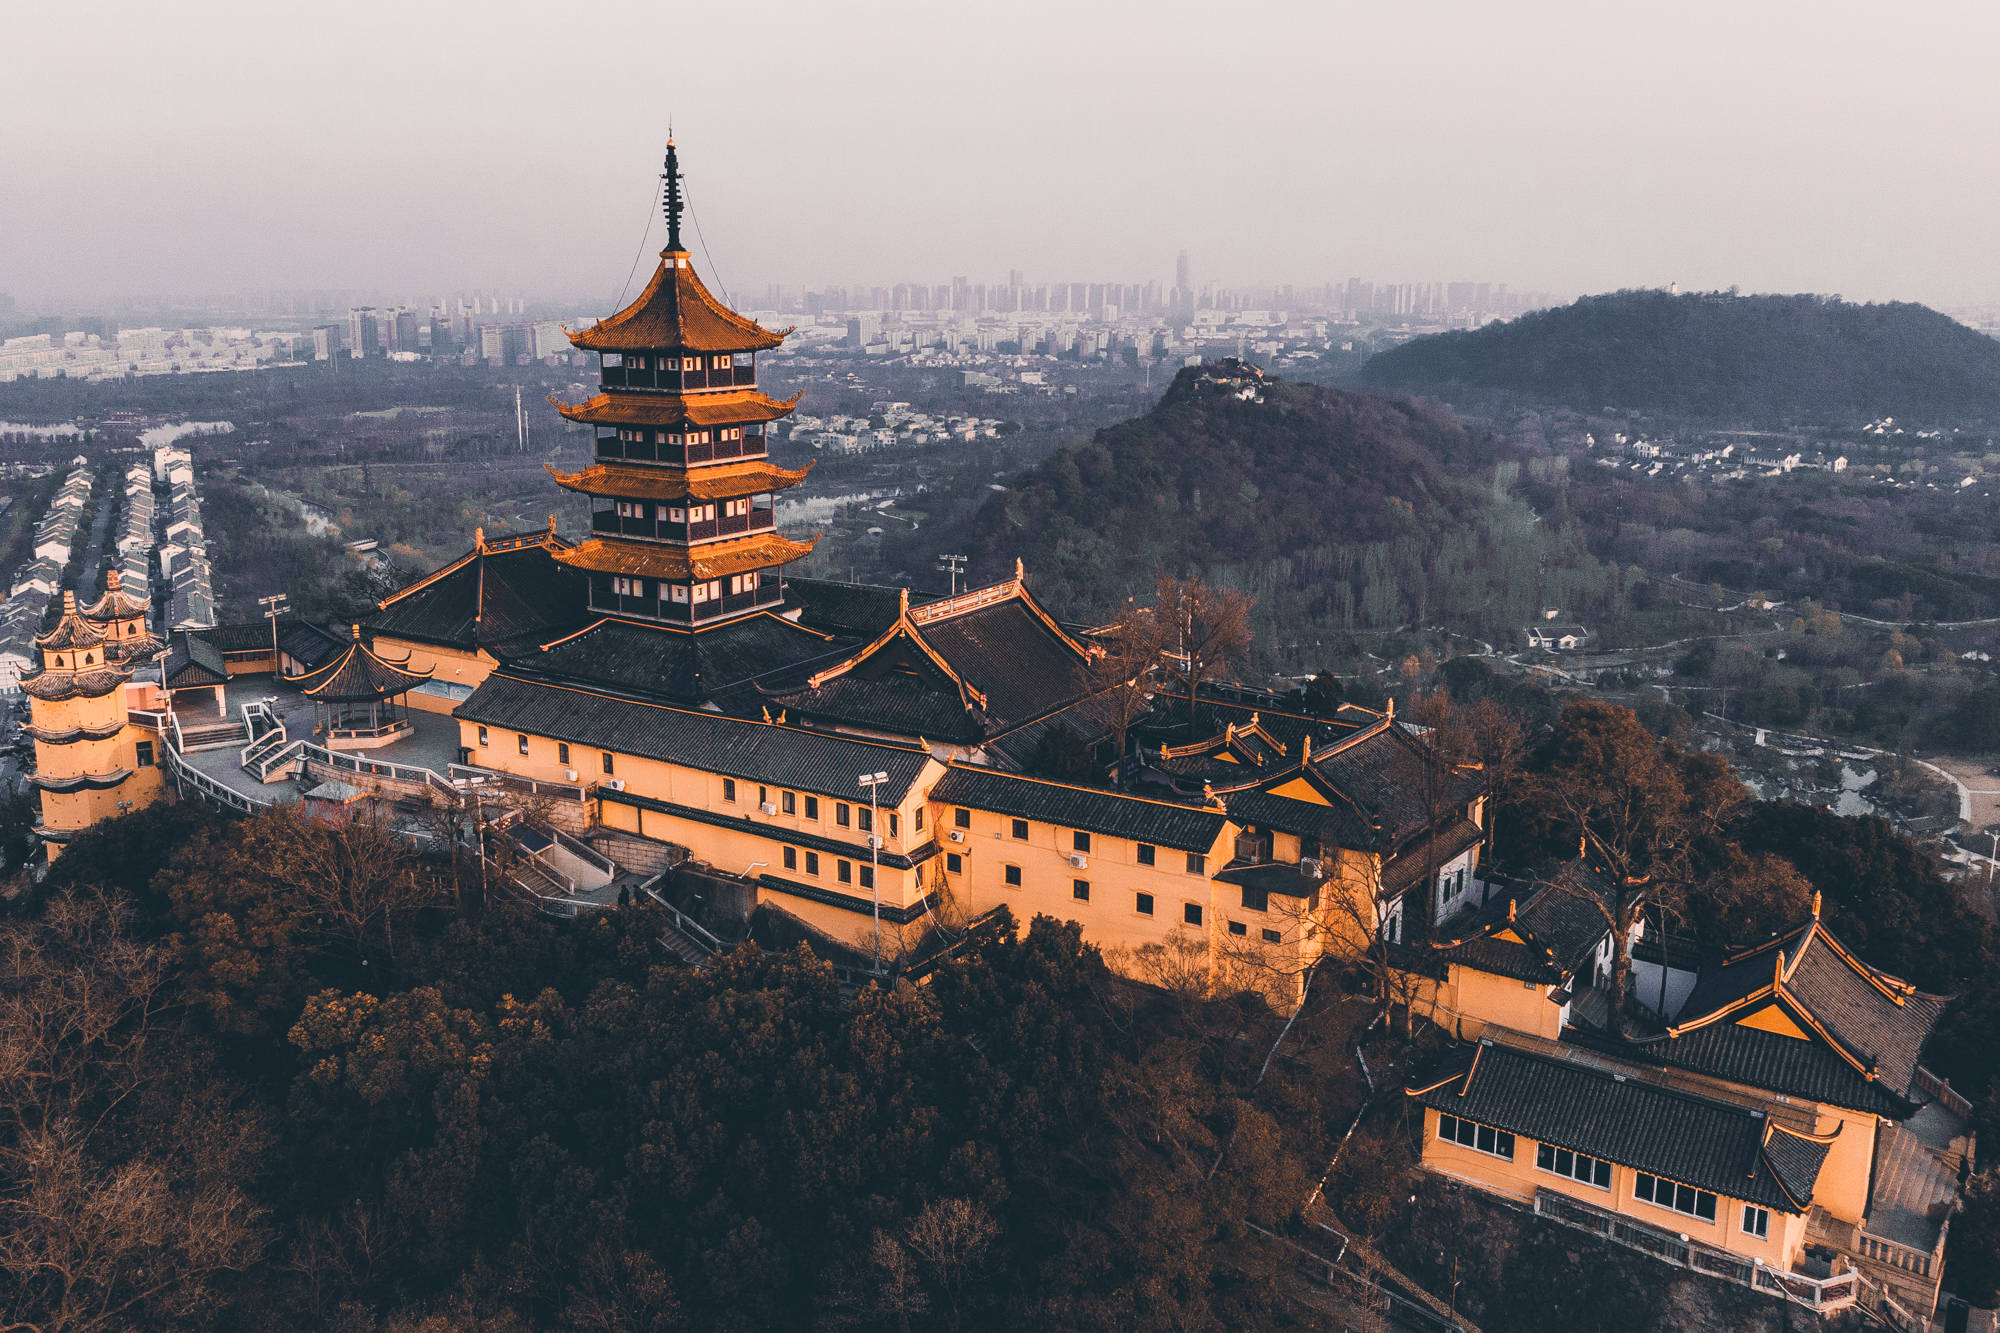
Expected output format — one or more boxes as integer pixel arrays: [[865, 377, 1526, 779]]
[[662, 133, 684, 252]]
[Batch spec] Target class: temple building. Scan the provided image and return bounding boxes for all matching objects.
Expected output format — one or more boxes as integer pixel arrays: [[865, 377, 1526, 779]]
[[283, 627, 432, 747], [23, 574, 168, 858]]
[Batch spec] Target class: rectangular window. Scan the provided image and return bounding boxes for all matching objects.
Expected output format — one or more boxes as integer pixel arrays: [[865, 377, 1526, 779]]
[[954, 807, 971, 828], [1242, 885, 1270, 913], [781, 791, 796, 815], [1261, 927, 1283, 944], [477, 726, 489, 746], [836, 803, 851, 827], [1634, 1173, 1717, 1222], [1004, 864, 1022, 887], [1136, 892, 1154, 916], [759, 786, 769, 808], [946, 853, 962, 874], [1184, 903, 1204, 926], [1438, 1114, 1516, 1161], [1073, 830, 1091, 852], [135, 740, 154, 766], [913, 807, 923, 831], [557, 742, 570, 766], [1186, 852, 1206, 875], [1136, 843, 1156, 866], [804, 795, 818, 820], [888, 812, 898, 838], [518, 734, 530, 755], [723, 778, 736, 803], [837, 860, 852, 884], [602, 752, 614, 775], [1742, 1205, 1769, 1239], [783, 846, 796, 871], [1073, 879, 1090, 902], [692, 582, 709, 604], [805, 851, 820, 876], [1536, 1143, 1613, 1190], [670, 584, 689, 602], [668, 507, 686, 524], [1228, 920, 1247, 935], [1011, 818, 1029, 841], [859, 865, 873, 889], [858, 807, 873, 833]]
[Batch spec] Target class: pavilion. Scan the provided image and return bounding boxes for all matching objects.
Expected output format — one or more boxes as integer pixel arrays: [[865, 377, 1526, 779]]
[[283, 626, 432, 748]]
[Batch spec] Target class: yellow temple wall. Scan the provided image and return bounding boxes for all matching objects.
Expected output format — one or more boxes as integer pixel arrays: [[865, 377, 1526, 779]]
[[380, 640, 495, 715], [1419, 1107, 1804, 1270], [1400, 964, 1564, 1042]]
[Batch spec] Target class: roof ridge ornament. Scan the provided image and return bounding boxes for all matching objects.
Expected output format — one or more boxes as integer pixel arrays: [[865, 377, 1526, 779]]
[[662, 134, 684, 252]]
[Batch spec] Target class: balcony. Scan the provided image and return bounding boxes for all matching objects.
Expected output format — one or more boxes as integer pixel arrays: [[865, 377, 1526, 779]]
[[597, 363, 758, 393]]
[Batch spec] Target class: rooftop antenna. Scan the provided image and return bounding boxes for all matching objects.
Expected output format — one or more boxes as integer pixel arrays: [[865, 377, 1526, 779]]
[[661, 127, 684, 252]]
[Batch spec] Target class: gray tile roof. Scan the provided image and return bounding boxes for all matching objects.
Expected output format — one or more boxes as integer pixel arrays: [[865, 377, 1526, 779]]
[[1408, 1040, 1831, 1213], [457, 672, 933, 804], [927, 763, 1227, 853]]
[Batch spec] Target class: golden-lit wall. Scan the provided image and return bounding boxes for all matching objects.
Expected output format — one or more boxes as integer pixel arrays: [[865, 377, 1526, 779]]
[[1401, 964, 1564, 1042], [1419, 1107, 1805, 1269], [381, 640, 494, 715], [461, 715, 945, 946], [929, 794, 1230, 956]]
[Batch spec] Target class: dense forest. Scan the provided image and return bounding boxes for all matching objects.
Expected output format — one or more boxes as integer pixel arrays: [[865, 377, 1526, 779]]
[[959, 365, 1626, 663], [1363, 290, 2000, 423]]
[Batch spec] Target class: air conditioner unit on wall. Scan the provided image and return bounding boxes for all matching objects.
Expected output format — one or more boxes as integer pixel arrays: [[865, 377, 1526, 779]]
[[868, 834, 883, 850], [1068, 853, 1088, 870], [564, 769, 578, 782], [760, 801, 777, 815], [1300, 857, 1324, 879], [604, 779, 626, 792], [948, 829, 966, 843]]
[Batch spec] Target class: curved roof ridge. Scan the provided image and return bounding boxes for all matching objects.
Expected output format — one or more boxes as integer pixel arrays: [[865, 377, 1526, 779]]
[[566, 251, 786, 353]]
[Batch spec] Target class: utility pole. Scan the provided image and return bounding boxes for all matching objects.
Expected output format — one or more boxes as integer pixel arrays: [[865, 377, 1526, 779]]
[[859, 770, 888, 973], [259, 592, 289, 672], [936, 554, 966, 596]]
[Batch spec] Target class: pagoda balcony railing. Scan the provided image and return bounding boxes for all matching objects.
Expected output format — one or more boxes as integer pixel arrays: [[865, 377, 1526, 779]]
[[590, 583, 783, 623], [598, 364, 758, 392], [593, 432, 767, 468], [590, 510, 776, 542]]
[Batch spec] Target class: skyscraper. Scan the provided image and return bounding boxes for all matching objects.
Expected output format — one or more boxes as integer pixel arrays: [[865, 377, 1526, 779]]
[[346, 307, 380, 358]]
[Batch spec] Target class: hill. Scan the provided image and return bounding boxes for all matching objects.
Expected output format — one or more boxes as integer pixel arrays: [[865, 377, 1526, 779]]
[[1362, 290, 2000, 422], [960, 362, 1618, 658]]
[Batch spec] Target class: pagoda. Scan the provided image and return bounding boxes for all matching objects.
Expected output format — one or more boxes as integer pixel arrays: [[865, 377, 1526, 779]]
[[23, 573, 168, 857], [548, 137, 817, 629]]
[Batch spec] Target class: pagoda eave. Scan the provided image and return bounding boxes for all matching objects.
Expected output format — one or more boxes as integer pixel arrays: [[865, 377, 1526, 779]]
[[566, 250, 787, 353], [546, 458, 814, 503], [555, 532, 819, 582], [551, 389, 801, 429]]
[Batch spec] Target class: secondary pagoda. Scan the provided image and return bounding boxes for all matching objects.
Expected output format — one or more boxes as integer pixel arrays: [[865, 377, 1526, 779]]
[[550, 137, 817, 629]]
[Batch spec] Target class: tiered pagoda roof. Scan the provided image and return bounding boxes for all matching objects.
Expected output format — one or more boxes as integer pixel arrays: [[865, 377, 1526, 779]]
[[284, 628, 432, 702], [549, 388, 800, 427], [564, 253, 788, 353], [547, 459, 813, 502], [556, 532, 820, 582]]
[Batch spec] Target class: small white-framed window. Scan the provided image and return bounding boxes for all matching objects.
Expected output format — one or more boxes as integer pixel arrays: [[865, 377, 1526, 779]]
[[668, 506, 686, 523], [670, 584, 689, 603], [1437, 1114, 1515, 1161], [692, 582, 710, 604], [1742, 1205, 1769, 1239], [682, 357, 700, 371], [712, 354, 730, 370]]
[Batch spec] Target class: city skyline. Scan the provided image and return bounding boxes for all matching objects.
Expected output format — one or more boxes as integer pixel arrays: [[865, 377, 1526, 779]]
[[7, 1, 2000, 309]]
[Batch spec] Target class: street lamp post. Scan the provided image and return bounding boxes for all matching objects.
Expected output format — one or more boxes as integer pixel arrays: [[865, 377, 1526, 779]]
[[859, 770, 888, 973], [259, 593, 289, 673]]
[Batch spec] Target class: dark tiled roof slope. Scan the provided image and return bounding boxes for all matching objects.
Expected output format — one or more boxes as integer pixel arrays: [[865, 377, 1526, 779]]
[[1408, 863, 1614, 984], [919, 599, 1090, 727], [1570, 1024, 1905, 1117], [1409, 1041, 1829, 1213], [779, 672, 982, 742], [369, 541, 587, 654], [458, 673, 932, 803], [1785, 936, 1944, 1098], [1221, 788, 1374, 847], [784, 578, 942, 639], [521, 614, 854, 704], [1311, 725, 1480, 842], [162, 632, 228, 688], [1380, 817, 1485, 897], [927, 764, 1227, 853], [984, 691, 1126, 770]]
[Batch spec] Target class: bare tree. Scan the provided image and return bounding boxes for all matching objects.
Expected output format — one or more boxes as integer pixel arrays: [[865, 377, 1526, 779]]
[[263, 806, 446, 966], [1154, 575, 1255, 731], [1080, 600, 1169, 782]]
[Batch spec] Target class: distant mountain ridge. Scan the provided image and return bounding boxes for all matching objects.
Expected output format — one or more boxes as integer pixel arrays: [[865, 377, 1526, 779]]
[[1362, 289, 2000, 422]]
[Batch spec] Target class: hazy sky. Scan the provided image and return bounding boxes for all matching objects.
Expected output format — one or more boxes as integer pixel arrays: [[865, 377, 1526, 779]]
[[6, 0, 2000, 310]]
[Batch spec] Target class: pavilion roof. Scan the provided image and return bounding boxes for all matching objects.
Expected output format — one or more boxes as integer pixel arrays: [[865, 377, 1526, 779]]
[[566, 251, 788, 353], [284, 629, 433, 701]]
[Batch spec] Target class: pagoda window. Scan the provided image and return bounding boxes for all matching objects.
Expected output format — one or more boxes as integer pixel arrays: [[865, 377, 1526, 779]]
[[711, 355, 730, 370], [667, 507, 686, 523], [681, 357, 700, 371], [669, 584, 689, 603], [602, 353, 623, 368]]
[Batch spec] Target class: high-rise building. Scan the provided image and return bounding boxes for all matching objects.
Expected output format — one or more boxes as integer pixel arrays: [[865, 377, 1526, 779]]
[[311, 324, 343, 361], [346, 307, 381, 358]]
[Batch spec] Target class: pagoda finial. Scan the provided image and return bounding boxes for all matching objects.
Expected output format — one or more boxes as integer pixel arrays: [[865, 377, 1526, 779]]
[[351, 623, 361, 641], [662, 134, 685, 252]]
